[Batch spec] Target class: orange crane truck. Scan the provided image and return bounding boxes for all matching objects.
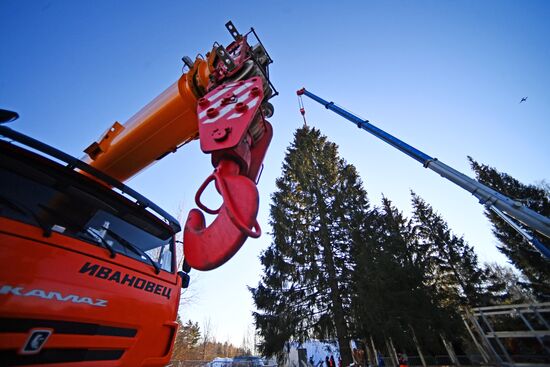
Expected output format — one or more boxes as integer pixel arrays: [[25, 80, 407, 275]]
[[0, 21, 276, 366]]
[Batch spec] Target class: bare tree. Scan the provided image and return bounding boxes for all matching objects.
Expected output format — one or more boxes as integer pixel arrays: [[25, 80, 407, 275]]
[[174, 203, 201, 309], [202, 317, 213, 360]]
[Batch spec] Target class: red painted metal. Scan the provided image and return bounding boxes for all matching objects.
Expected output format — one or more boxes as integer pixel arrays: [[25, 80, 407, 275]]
[[183, 160, 260, 271], [183, 77, 271, 270], [197, 77, 264, 155], [248, 120, 272, 182], [210, 36, 251, 83]]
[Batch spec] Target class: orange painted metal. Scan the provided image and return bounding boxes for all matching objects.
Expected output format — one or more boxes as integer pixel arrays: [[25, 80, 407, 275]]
[[0, 218, 181, 366], [1, 22, 275, 366], [83, 59, 211, 182]]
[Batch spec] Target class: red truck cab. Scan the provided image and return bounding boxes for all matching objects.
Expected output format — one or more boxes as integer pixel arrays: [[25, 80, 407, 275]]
[[0, 125, 187, 366]]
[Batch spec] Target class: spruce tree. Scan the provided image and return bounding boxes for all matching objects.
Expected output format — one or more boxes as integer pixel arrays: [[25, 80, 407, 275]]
[[251, 127, 370, 364], [468, 157, 550, 299], [483, 262, 535, 304], [410, 192, 487, 308], [352, 198, 448, 354]]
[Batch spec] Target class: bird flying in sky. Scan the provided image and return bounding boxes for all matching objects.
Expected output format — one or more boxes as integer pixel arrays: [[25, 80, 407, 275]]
[[520, 97, 528, 103]]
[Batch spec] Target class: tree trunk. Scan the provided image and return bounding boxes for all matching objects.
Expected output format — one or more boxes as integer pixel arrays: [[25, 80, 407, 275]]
[[388, 338, 399, 367], [384, 338, 396, 367], [408, 325, 426, 367], [440, 333, 460, 366], [315, 187, 351, 367], [370, 336, 378, 367]]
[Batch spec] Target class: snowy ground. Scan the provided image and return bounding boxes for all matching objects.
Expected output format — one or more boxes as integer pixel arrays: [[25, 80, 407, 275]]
[[284, 341, 340, 367]]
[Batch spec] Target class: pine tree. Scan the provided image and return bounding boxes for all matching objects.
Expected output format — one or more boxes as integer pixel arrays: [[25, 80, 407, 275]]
[[410, 192, 487, 308], [468, 157, 550, 299], [172, 319, 201, 360], [172, 316, 186, 360], [251, 127, 370, 365]]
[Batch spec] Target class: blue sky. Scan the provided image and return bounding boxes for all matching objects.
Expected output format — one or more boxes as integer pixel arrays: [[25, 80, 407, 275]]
[[2, 0, 549, 347]]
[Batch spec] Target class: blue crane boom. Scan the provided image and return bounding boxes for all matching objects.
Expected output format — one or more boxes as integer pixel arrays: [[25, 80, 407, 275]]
[[297, 88, 550, 259]]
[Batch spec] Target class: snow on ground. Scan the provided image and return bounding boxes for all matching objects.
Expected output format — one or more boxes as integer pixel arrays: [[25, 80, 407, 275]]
[[284, 341, 340, 367]]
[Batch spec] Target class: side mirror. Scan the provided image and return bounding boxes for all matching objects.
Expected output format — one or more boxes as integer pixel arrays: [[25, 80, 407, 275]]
[[178, 271, 190, 289], [0, 109, 19, 124], [178, 259, 191, 288], [182, 259, 191, 273]]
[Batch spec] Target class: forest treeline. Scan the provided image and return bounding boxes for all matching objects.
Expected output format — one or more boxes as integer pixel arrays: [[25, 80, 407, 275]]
[[171, 318, 252, 361], [250, 127, 549, 364]]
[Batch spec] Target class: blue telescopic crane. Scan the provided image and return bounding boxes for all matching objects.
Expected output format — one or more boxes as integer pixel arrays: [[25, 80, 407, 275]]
[[297, 88, 550, 259]]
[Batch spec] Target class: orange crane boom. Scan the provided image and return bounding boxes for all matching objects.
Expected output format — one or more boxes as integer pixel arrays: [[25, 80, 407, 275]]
[[0, 21, 275, 366], [83, 59, 211, 182], [83, 22, 277, 270]]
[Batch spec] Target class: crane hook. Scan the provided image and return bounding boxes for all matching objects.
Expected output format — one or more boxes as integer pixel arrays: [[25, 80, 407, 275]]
[[183, 77, 269, 271], [184, 159, 260, 271]]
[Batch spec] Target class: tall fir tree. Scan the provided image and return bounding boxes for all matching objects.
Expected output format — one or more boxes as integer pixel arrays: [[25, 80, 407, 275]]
[[250, 127, 370, 364], [353, 197, 455, 355], [482, 262, 536, 305], [410, 192, 487, 308], [468, 157, 550, 299]]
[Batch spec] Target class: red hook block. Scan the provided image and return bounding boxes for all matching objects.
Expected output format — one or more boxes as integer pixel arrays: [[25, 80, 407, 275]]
[[184, 160, 260, 271]]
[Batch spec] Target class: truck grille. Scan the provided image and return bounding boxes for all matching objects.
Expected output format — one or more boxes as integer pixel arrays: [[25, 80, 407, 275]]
[[0, 318, 137, 337], [0, 318, 137, 365], [0, 348, 125, 366]]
